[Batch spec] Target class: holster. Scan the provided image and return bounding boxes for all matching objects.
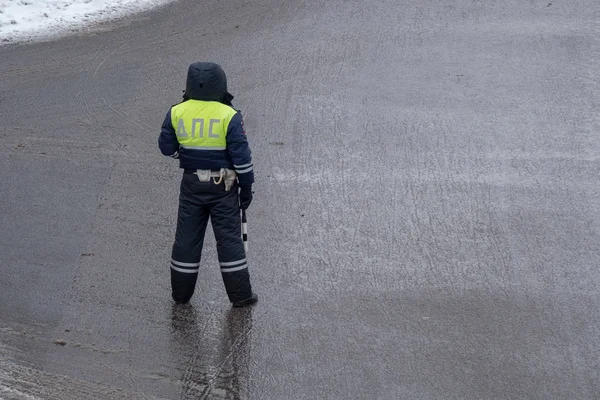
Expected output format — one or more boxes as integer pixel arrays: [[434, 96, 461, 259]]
[[222, 168, 237, 191]]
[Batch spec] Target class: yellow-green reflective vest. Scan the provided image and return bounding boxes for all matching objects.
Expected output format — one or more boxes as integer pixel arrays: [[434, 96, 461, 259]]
[[170, 100, 237, 151]]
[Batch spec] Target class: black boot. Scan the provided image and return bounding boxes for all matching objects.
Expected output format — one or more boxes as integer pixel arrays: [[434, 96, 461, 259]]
[[232, 293, 258, 308]]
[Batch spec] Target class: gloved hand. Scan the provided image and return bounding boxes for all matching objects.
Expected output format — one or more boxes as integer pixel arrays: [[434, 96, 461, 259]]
[[239, 186, 253, 210]]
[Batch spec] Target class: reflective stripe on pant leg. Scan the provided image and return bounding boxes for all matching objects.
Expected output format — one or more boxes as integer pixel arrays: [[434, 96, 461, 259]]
[[171, 174, 210, 303], [171, 259, 200, 273], [220, 258, 247, 272], [210, 189, 252, 303]]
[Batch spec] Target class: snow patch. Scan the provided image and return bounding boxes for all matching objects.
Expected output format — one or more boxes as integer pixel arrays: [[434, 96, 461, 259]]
[[0, 384, 43, 400], [0, 0, 175, 45]]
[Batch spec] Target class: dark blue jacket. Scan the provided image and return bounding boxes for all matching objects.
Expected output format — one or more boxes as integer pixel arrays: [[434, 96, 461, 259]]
[[159, 108, 254, 188]]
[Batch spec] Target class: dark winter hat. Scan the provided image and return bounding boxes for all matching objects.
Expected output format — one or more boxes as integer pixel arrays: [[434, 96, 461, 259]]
[[184, 62, 228, 102]]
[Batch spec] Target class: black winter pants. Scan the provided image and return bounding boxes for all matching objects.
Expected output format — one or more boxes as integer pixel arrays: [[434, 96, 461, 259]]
[[170, 171, 252, 304]]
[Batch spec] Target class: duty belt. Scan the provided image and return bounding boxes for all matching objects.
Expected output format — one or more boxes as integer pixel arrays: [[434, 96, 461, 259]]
[[193, 168, 237, 191]]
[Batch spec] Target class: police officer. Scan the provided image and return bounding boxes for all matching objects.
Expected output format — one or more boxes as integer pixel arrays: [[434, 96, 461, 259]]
[[159, 62, 257, 307]]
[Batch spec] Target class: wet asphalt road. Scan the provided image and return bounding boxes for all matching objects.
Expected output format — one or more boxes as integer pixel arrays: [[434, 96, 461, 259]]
[[1, 0, 599, 398]]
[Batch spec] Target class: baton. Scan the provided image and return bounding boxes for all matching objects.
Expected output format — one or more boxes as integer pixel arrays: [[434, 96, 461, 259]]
[[241, 209, 248, 251]]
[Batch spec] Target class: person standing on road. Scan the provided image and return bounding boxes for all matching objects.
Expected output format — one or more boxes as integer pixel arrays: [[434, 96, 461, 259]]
[[158, 62, 257, 307]]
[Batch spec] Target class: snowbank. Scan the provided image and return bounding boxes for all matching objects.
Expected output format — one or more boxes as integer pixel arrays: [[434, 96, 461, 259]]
[[0, 0, 174, 45]]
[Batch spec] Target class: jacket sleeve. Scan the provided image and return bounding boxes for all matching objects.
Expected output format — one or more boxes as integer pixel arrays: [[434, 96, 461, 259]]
[[158, 109, 180, 158], [226, 112, 254, 188]]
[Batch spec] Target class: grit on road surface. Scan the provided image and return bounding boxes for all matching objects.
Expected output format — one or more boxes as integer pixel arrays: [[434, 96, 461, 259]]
[[1, 1, 599, 399]]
